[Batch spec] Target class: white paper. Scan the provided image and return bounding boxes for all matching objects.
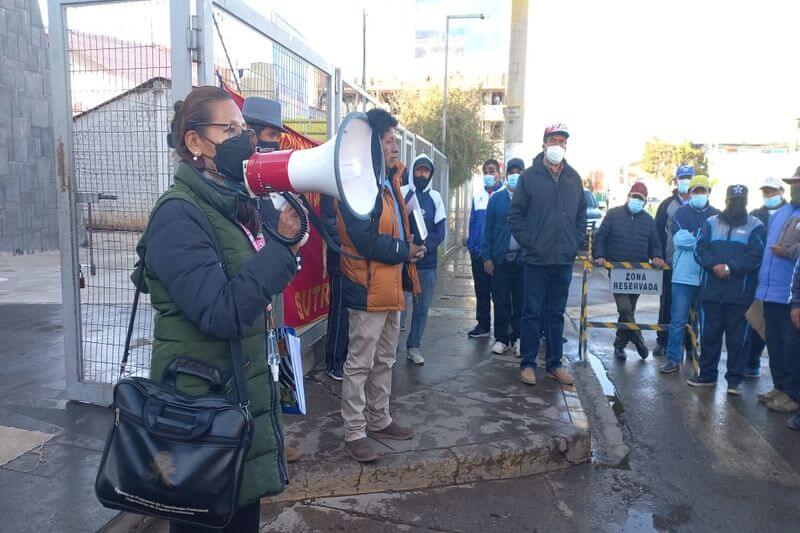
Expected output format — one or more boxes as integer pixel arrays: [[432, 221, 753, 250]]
[[289, 334, 305, 415], [412, 209, 428, 241]]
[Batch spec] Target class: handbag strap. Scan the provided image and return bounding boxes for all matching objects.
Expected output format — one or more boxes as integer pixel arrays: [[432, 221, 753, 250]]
[[118, 267, 143, 380]]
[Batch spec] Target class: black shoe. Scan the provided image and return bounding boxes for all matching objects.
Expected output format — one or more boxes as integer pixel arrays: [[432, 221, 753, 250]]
[[636, 344, 649, 360], [659, 361, 680, 374], [468, 325, 490, 338], [613, 347, 627, 360], [726, 382, 742, 395], [653, 342, 666, 357], [687, 374, 716, 387]]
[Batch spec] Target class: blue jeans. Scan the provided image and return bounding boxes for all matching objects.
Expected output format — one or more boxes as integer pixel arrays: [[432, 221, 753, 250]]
[[520, 264, 572, 372], [666, 283, 699, 364], [406, 268, 437, 349]]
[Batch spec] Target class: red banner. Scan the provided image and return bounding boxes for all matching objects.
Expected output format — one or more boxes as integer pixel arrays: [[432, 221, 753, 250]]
[[220, 76, 330, 329]]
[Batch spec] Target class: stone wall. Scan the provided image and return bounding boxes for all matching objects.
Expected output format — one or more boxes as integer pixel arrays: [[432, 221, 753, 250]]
[[0, 0, 58, 254]]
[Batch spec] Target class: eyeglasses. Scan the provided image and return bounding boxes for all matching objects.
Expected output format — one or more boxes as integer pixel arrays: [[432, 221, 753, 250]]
[[194, 122, 255, 141]]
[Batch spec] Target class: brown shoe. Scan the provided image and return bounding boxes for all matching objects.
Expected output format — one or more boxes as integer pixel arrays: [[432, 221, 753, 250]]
[[757, 388, 780, 403], [766, 392, 800, 413], [548, 367, 575, 385], [344, 438, 378, 462], [366, 421, 414, 441], [520, 367, 536, 385], [284, 444, 301, 463]]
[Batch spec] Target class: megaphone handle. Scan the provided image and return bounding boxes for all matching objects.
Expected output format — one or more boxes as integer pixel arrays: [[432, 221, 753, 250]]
[[261, 192, 309, 247]]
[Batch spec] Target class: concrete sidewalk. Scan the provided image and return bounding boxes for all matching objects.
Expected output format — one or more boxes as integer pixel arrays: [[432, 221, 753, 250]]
[[0, 250, 593, 532]]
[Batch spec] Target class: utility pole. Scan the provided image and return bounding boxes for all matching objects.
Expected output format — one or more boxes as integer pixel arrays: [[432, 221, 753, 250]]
[[362, 8, 367, 111], [504, 0, 528, 163]]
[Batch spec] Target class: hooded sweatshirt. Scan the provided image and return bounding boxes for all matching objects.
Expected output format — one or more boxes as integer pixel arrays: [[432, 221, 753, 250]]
[[401, 154, 447, 269]]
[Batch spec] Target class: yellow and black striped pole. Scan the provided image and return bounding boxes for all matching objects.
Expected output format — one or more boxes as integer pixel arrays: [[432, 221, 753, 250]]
[[579, 262, 590, 364]]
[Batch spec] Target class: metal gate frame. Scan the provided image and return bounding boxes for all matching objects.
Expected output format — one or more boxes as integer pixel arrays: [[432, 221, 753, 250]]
[[49, 0, 449, 404]]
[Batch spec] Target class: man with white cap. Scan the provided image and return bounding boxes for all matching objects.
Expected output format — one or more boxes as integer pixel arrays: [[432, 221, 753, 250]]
[[744, 176, 787, 377], [508, 123, 587, 386]]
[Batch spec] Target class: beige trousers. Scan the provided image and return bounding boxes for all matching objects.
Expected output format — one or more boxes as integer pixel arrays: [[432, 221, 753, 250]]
[[341, 308, 400, 441]]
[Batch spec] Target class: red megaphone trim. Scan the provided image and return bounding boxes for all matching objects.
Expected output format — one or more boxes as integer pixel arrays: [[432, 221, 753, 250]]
[[244, 150, 295, 197]]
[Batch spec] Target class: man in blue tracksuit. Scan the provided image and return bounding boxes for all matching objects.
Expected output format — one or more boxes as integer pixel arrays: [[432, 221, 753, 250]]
[[401, 154, 447, 365], [660, 175, 719, 374], [482, 158, 526, 355], [466, 159, 503, 338], [756, 168, 800, 414], [744, 176, 787, 377], [689, 185, 765, 394]]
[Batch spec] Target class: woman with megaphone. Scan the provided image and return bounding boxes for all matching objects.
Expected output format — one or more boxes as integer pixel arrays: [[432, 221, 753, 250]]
[[134, 86, 306, 532]]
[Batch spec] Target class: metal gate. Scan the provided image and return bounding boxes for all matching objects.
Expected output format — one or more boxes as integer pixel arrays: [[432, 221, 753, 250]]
[[49, 0, 450, 404]]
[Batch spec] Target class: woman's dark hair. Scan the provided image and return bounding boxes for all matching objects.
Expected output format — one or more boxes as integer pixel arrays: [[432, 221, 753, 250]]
[[366, 108, 398, 139], [483, 158, 500, 173], [170, 86, 233, 166]]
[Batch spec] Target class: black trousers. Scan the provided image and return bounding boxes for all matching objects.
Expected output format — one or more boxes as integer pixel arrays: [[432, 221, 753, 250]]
[[698, 301, 750, 385], [746, 328, 766, 371], [764, 302, 800, 399], [613, 293, 645, 349], [469, 250, 492, 330], [170, 502, 260, 533], [491, 261, 523, 345], [325, 273, 350, 373], [656, 268, 692, 350]]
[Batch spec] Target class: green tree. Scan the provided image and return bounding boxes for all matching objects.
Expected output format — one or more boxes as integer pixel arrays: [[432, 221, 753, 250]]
[[390, 86, 498, 187], [641, 138, 708, 183]]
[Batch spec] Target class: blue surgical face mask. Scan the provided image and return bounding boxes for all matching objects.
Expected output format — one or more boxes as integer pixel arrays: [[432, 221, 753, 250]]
[[690, 194, 709, 209], [483, 174, 497, 188], [627, 197, 645, 214], [763, 194, 782, 209], [677, 179, 691, 194], [507, 173, 520, 191]]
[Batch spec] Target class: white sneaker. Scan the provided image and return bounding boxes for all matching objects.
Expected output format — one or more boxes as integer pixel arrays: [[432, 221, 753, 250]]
[[406, 347, 425, 365], [491, 341, 508, 354], [514, 340, 521, 357]]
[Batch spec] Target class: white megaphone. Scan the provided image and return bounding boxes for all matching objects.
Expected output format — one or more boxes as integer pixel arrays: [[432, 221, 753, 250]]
[[243, 112, 382, 219]]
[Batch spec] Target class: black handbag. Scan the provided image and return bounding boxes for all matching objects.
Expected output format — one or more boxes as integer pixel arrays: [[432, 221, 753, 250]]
[[95, 272, 254, 528]]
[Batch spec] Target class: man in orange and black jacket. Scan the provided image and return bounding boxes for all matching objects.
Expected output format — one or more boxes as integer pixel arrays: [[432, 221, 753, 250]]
[[336, 108, 424, 463]]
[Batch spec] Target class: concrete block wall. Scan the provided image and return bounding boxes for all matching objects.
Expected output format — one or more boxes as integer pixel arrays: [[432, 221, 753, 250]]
[[0, 0, 58, 254]]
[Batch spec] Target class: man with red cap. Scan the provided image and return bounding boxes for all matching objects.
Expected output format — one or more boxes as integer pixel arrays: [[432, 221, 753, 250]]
[[593, 182, 665, 360]]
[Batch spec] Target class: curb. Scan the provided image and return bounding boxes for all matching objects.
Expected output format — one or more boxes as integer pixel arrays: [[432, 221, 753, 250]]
[[265, 424, 590, 503]]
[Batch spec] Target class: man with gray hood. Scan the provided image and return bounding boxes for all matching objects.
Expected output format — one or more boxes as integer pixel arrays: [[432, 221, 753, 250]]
[[400, 154, 447, 365]]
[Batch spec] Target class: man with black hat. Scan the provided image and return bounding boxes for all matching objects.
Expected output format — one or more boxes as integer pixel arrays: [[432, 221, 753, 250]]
[[688, 185, 765, 395], [243, 96, 287, 152]]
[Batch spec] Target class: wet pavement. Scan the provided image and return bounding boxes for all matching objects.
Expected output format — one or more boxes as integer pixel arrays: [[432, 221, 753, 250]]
[[2, 251, 799, 532], [261, 262, 800, 532]]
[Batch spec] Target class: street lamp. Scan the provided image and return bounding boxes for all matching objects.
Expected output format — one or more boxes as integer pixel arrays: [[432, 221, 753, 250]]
[[442, 13, 485, 151]]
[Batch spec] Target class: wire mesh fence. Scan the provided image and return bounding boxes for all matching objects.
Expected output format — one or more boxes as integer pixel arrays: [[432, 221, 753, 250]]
[[212, 6, 329, 142], [66, 0, 172, 385], [52, 0, 451, 402]]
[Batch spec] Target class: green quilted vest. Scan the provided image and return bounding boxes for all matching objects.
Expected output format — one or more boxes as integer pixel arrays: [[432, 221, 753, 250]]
[[134, 162, 287, 505]]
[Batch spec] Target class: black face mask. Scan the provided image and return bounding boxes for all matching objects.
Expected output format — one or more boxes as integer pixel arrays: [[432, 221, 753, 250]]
[[256, 140, 281, 152], [722, 197, 748, 226], [208, 132, 254, 183], [413, 176, 430, 191]]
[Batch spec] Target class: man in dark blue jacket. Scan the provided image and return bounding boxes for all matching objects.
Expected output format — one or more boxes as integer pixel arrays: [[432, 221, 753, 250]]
[[593, 182, 665, 361], [401, 154, 447, 365], [466, 159, 503, 338], [482, 158, 526, 355], [321, 194, 349, 381], [689, 185, 765, 394], [508, 124, 587, 386]]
